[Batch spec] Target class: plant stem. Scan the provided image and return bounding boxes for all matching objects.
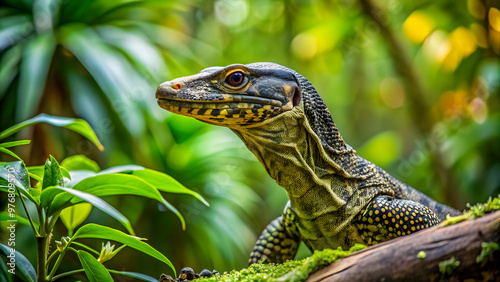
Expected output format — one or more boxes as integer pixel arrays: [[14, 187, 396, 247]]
[[71, 241, 100, 255], [46, 249, 60, 266], [51, 269, 85, 281], [16, 188, 40, 236], [36, 236, 49, 282], [37, 206, 46, 236], [47, 249, 68, 281], [47, 211, 61, 233], [358, 0, 461, 207]]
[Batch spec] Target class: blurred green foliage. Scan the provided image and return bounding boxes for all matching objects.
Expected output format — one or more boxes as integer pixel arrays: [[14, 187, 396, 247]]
[[1, 0, 499, 278]]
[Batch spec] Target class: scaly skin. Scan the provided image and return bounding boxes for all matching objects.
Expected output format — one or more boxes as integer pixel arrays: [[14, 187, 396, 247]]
[[156, 62, 461, 264]]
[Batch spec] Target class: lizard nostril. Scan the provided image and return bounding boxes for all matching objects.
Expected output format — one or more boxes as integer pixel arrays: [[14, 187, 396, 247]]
[[172, 83, 182, 90]]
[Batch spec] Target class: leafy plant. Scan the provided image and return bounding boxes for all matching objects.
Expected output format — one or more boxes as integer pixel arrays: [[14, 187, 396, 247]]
[[0, 114, 208, 281]]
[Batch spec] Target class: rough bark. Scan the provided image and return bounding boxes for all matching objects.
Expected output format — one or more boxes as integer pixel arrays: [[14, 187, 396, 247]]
[[307, 210, 500, 281]]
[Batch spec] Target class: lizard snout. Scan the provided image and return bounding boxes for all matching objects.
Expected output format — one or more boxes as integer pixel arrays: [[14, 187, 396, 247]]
[[155, 81, 182, 99]]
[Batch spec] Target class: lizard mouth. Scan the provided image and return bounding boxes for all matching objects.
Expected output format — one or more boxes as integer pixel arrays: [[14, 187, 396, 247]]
[[156, 89, 284, 125]]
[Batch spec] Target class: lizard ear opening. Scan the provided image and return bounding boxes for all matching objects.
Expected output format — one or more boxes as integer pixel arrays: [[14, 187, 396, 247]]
[[292, 86, 301, 107]]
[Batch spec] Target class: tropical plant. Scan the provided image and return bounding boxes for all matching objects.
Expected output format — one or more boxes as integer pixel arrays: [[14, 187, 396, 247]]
[[0, 114, 207, 281]]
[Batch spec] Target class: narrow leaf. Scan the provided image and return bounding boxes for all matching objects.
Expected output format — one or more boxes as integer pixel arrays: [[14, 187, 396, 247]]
[[0, 243, 37, 282], [73, 224, 176, 276], [16, 33, 56, 121], [0, 114, 104, 151], [41, 174, 185, 230], [76, 250, 113, 282], [0, 148, 22, 161], [40, 187, 134, 235], [0, 212, 32, 226], [98, 165, 144, 175], [0, 140, 31, 148], [133, 169, 209, 206]]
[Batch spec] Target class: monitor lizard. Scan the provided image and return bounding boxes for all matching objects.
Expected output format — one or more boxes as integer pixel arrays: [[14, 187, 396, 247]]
[[155, 62, 461, 265]]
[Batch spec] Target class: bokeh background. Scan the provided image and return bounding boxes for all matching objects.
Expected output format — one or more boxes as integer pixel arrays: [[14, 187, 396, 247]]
[[1, 0, 499, 279]]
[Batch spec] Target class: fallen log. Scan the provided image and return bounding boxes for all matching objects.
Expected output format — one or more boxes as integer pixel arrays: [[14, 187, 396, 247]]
[[308, 210, 500, 281]]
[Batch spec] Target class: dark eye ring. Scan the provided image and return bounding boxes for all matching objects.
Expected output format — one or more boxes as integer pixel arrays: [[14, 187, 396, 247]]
[[226, 71, 245, 87]]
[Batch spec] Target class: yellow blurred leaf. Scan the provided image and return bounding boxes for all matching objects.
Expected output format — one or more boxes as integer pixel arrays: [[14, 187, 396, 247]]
[[379, 77, 406, 108], [423, 30, 450, 63], [489, 7, 500, 32], [403, 11, 434, 44], [449, 27, 477, 57], [470, 23, 489, 48], [291, 32, 317, 60], [438, 90, 469, 119], [467, 0, 486, 20]]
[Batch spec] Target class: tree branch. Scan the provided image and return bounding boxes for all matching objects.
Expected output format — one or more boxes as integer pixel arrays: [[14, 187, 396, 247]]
[[358, 0, 462, 208], [308, 210, 500, 281]]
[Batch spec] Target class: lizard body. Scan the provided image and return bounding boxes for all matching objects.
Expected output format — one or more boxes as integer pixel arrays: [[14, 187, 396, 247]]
[[156, 63, 460, 264]]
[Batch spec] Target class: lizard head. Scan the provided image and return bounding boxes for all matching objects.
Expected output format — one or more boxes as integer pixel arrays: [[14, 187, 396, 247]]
[[156, 63, 301, 127]]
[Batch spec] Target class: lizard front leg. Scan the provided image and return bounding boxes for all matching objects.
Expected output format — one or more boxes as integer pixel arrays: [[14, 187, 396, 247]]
[[248, 207, 300, 265], [355, 195, 441, 245]]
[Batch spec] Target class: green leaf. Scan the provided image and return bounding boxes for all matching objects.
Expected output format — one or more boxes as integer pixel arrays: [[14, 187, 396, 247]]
[[108, 270, 158, 282], [0, 140, 31, 161], [62, 27, 146, 135], [0, 161, 33, 202], [40, 187, 135, 235], [0, 140, 31, 148], [0, 113, 104, 151], [16, 33, 56, 121], [72, 224, 176, 277], [61, 155, 101, 173], [0, 243, 37, 282], [0, 258, 13, 282], [0, 28, 26, 100], [0, 147, 22, 161], [132, 169, 209, 206], [41, 173, 185, 230], [27, 166, 44, 179], [60, 203, 93, 233], [60, 167, 71, 179], [0, 212, 32, 227], [42, 156, 64, 190], [76, 250, 113, 282]]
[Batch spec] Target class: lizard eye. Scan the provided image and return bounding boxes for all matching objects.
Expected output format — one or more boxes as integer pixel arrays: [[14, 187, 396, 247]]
[[226, 71, 245, 87]]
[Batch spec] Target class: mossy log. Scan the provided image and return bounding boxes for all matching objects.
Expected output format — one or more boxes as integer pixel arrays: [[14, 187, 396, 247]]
[[308, 210, 500, 281]]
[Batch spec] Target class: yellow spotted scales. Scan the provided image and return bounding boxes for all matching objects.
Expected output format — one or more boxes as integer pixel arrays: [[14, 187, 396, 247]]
[[156, 63, 461, 265], [356, 196, 440, 245]]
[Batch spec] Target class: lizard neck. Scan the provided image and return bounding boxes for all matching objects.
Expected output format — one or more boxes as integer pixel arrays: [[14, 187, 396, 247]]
[[231, 106, 360, 212]]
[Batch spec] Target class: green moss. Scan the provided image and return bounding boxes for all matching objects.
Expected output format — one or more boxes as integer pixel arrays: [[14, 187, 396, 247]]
[[438, 257, 460, 277], [417, 251, 426, 259], [441, 194, 500, 226], [476, 242, 499, 266], [197, 244, 366, 282]]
